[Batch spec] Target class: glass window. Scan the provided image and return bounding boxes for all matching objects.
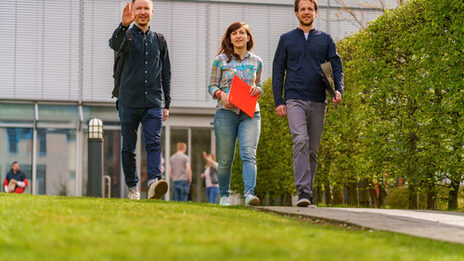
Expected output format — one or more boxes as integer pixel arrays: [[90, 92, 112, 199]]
[[36, 128, 76, 196], [103, 130, 121, 198], [190, 129, 212, 203], [0, 127, 33, 194], [38, 105, 78, 124], [82, 106, 119, 125], [169, 128, 189, 200], [0, 103, 35, 124]]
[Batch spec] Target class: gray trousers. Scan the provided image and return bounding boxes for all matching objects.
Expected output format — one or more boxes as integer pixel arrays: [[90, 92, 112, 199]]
[[286, 99, 326, 196]]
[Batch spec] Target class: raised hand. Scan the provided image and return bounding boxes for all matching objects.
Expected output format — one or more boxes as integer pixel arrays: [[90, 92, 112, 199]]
[[122, 2, 135, 26]]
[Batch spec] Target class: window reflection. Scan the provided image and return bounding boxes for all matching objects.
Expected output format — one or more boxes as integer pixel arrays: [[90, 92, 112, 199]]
[[0, 127, 33, 194], [169, 129, 188, 200], [191, 129, 212, 203], [36, 128, 76, 196]]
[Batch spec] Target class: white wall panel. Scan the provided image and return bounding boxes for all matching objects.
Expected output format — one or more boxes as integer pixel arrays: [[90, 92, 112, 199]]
[[0, 0, 395, 105], [159, 1, 208, 103], [82, 0, 125, 102], [41, 0, 80, 101], [0, 1, 16, 99], [0, 0, 79, 101]]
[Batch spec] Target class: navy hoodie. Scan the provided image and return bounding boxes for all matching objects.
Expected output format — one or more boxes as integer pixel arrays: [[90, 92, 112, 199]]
[[272, 28, 344, 106]]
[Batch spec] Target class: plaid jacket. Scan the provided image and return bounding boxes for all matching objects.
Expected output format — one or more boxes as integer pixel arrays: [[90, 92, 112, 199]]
[[208, 52, 263, 113]]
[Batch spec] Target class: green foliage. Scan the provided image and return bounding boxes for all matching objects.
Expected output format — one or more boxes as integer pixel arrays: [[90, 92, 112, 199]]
[[232, 0, 463, 208], [385, 185, 461, 210], [319, 0, 464, 208]]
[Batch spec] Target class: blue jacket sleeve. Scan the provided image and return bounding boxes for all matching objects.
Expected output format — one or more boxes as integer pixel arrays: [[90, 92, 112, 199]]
[[327, 36, 344, 95], [109, 23, 129, 51], [161, 41, 171, 109], [272, 35, 287, 107]]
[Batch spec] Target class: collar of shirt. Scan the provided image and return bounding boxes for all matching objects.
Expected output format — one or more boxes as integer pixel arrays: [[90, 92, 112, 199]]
[[296, 27, 316, 40], [232, 51, 251, 62], [132, 24, 151, 35]]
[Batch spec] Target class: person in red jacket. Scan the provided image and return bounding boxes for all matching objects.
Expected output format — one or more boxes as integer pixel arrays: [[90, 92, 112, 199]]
[[4, 161, 28, 194]]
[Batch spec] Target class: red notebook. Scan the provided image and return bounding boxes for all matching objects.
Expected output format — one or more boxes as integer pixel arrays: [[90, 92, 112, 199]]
[[228, 75, 258, 118]]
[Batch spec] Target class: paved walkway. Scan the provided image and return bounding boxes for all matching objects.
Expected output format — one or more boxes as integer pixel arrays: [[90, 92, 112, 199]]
[[259, 207, 464, 245]]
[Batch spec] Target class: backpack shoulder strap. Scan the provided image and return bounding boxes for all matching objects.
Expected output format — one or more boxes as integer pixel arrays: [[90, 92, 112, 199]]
[[121, 29, 133, 53], [155, 32, 166, 61]]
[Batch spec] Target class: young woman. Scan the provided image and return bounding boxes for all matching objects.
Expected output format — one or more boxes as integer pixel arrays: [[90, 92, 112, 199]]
[[208, 21, 263, 206], [200, 152, 219, 204]]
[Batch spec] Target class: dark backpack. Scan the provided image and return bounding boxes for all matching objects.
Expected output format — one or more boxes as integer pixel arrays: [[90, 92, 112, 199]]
[[112, 29, 166, 98], [209, 167, 218, 185]]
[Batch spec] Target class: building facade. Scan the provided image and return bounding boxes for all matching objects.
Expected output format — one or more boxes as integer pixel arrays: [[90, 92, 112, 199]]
[[0, 0, 398, 200]]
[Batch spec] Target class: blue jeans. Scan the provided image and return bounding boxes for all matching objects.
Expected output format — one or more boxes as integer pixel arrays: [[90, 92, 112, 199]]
[[118, 106, 163, 188], [214, 109, 261, 197], [206, 187, 219, 204], [173, 180, 189, 201]]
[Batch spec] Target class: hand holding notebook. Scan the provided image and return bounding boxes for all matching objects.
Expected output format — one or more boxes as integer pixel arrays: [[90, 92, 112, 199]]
[[228, 75, 258, 118]]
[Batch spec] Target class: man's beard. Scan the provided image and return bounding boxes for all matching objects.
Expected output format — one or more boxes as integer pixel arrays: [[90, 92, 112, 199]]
[[299, 17, 314, 27], [136, 17, 150, 26]]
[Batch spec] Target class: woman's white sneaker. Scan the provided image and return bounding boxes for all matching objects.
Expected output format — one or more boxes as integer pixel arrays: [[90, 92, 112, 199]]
[[219, 196, 231, 206], [245, 194, 260, 206]]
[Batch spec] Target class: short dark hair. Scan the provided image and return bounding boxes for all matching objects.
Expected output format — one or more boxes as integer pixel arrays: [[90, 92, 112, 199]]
[[294, 0, 318, 12], [11, 161, 18, 166]]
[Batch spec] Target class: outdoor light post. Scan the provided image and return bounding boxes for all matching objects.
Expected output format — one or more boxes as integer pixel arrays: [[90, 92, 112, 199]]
[[87, 118, 104, 197]]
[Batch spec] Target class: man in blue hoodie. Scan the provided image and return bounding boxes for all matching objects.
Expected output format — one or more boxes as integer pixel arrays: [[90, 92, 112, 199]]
[[272, 0, 344, 207]]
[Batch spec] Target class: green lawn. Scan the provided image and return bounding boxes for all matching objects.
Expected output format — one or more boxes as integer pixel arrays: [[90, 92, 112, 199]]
[[1, 194, 463, 260]]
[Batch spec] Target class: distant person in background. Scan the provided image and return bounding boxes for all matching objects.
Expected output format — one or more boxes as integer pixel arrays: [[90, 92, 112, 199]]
[[201, 152, 219, 204], [4, 162, 28, 194], [170, 142, 192, 201]]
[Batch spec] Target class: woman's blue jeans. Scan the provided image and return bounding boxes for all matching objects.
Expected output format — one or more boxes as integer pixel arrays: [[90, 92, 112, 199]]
[[214, 109, 261, 197], [206, 187, 219, 203]]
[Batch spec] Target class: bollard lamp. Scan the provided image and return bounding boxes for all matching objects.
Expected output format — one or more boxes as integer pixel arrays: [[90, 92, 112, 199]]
[[88, 118, 103, 139]]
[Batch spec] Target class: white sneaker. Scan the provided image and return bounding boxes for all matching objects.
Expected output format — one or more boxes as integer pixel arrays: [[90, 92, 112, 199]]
[[245, 194, 260, 206], [148, 178, 168, 199], [219, 196, 231, 206], [128, 189, 140, 200]]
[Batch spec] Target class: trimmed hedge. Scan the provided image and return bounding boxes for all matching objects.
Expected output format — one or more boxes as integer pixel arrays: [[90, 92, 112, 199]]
[[231, 0, 463, 208]]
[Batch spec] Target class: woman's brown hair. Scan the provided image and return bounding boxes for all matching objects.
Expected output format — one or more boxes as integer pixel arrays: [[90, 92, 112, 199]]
[[218, 21, 254, 63]]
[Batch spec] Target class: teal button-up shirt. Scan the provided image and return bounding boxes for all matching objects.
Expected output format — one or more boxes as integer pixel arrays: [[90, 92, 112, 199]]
[[109, 23, 171, 109]]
